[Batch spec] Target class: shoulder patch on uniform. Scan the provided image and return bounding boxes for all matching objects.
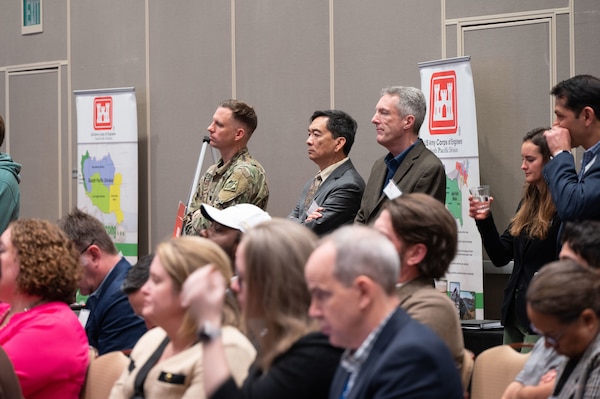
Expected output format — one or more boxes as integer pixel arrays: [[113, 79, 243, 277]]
[[223, 179, 239, 192]]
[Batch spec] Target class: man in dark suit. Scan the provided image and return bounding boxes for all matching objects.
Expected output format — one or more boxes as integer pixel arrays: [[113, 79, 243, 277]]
[[305, 225, 463, 399], [58, 208, 147, 355], [288, 110, 365, 236], [355, 86, 446, 225], [543, 74, 600, 222]]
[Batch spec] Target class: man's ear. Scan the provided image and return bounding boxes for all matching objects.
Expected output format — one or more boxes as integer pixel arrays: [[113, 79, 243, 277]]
[[404, 243, 427, 268], [404, 115, 415, 130], [335, 137, 346, 153], [234, 127, 247, 142], [582, 106, 596, 127], [87, 244, 102, 263], [355, 276, 375, 310]]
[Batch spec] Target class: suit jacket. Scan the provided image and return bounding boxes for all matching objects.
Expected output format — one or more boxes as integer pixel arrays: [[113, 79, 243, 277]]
[[109, 326, 256, 399], [84, 257, 147, 355], [397, 277, 465, 374], [355, 140, 446, 225], [289, 159, 365, 236], [328, 307, 463, 399], [543, 149, 600, 221]]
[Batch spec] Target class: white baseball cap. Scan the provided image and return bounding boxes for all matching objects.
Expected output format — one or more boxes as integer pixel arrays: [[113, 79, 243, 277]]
[[200, 203, 271, 233]]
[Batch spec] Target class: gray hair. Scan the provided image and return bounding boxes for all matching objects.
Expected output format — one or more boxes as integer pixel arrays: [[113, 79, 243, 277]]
[[325, 225, 399, 294], [381, 86, 427, 134]]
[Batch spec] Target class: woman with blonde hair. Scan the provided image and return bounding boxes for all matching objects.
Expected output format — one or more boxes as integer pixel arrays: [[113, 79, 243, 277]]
[[109, 236, 255, 399], [469, 127, 562, 344], [181, 219, 343, 399], [0, 219, 89, 399]]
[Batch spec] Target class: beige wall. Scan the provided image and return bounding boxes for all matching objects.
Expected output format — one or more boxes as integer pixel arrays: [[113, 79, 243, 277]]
[[1, 0, 599, 256]]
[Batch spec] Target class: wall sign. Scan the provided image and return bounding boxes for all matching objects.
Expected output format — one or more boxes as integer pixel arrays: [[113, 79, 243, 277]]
[[22, 0, 43, 35]]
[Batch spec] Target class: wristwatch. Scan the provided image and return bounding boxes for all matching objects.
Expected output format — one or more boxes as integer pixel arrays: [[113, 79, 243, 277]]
[[197, 321, 222, 342]]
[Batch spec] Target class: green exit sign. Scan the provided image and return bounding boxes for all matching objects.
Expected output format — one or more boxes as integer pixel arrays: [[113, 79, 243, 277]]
[[22, 0, 43, 34]]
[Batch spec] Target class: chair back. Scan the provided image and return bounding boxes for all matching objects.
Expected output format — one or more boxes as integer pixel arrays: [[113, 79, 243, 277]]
[[80, 351, 129, 399], [461, 349, 475, 392], [470, 344, 531, 399], [0, 346, 24, 399]]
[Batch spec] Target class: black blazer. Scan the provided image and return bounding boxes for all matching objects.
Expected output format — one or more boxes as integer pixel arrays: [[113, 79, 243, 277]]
[[476, 208, 561, 330]]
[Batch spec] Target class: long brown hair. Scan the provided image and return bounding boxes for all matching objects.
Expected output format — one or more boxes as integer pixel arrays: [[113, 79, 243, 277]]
[[241, 219, 317, 371], [510, 127, 556, 239]]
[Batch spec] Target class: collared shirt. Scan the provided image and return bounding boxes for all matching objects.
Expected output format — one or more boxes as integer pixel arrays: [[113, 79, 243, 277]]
[[580, 140, 600, 180], [339, 309, 395, 398], [319, 157, 349, 183], [84, 264, 118, 312], [383, 140, 419, 188]]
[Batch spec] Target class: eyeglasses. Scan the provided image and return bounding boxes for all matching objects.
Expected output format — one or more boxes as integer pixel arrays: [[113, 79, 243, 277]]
[[80, 239, 95, 255], [530, 323, 566, 347]]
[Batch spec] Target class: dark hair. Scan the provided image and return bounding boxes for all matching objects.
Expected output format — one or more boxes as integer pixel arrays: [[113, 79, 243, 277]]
[[561, 221, 600, 268], [527, 260, 600, 323], [551, 74, 600, 120], [122, 253, 154, 294], [310, 110, 357, 155], [0, 114, 4, 147], [219, 99, 258, 135], [383, 193, 457, 279], [57, 207, 118, 255]]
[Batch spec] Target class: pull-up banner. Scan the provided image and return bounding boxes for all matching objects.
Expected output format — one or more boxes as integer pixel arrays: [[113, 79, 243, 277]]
[[418, 57, 484, 320], [74, 87, 138, 264]]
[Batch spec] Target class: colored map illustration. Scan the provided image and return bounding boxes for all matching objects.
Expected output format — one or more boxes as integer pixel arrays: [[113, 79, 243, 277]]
[[81, 151, 124, 224], [446, 160, 470, 226]]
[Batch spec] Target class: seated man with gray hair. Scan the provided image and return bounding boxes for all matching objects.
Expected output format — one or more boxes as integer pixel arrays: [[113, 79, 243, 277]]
[[305, 224, 463, 398]]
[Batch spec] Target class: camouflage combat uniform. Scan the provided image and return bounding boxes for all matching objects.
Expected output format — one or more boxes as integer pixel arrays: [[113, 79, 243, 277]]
[[184, 146, 269, 235]]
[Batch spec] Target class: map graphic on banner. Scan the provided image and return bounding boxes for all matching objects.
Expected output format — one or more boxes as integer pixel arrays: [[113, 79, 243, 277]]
[[446, 160, 471, 227], [81, 151, 123, 223], [75, 88, 139, 263], [419, 57, 485, 320]]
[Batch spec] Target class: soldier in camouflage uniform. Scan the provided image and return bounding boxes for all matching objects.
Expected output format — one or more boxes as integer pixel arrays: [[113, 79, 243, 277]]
[[184, 99, 269, 235]]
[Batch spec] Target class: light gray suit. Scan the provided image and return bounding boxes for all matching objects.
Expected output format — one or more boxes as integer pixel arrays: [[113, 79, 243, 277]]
[[355, 139, 446, 225], [289, 159, 365, 236]]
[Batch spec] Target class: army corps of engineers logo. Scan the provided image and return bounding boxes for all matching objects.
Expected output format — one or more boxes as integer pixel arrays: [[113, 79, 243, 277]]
[[429, 71, 457, 134], [93, 96, 113, 130]]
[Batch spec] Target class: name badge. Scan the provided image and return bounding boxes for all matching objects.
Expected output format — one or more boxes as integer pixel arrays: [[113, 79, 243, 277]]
[[307, 200, 320, 215], [383, 180, 403, 200]]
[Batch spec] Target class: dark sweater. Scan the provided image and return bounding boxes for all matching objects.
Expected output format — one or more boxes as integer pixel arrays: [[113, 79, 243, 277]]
[[211, 331, 342, 399]]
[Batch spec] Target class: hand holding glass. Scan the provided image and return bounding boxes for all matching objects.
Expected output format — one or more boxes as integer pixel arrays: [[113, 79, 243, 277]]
[[469, 185, 490, 214]]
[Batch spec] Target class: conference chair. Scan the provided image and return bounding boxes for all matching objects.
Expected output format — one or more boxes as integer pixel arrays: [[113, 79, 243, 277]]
[[80, 350, 129, 399], [0, 346, 23, 399], [470, 344, 531, 399], [461, 349, 475, 393]]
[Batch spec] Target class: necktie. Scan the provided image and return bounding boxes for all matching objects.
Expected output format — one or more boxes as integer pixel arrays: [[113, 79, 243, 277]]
[[304, 175, 322, 211]]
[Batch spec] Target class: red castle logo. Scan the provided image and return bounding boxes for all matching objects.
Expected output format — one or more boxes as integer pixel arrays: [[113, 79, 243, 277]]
[[93, 97, 113, 130], [429, 71, 457, 134]]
